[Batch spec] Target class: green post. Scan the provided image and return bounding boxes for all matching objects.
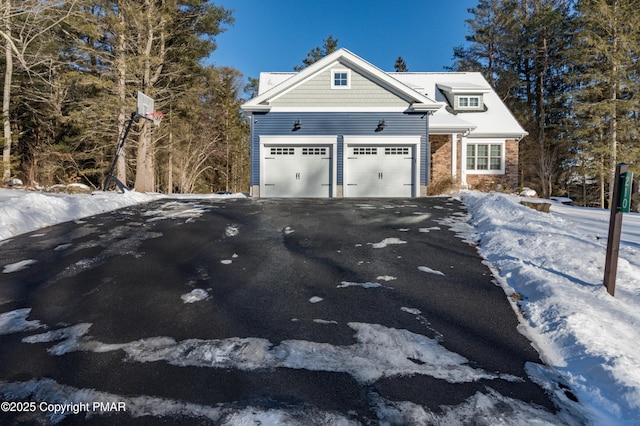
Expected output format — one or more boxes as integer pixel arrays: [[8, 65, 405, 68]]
[[619, 171, 633, 213]]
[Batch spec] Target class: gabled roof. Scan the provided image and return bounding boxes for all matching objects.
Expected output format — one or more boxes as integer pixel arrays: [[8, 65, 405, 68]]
[[242, 48, 442, 113], [242, 49, 527, 139], [392, 72, 527, 139]]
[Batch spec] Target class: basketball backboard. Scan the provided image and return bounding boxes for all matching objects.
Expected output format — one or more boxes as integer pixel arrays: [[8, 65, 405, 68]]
[[137, 91, 154, 117]]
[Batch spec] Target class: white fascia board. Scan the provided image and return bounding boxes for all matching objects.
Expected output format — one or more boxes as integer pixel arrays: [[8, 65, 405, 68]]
[[242, 103, 271, 112], [467, 132, 528, 139], [430, 126, 477, 134], [436, 82, 492, 94], [407, 102, 446, 112]]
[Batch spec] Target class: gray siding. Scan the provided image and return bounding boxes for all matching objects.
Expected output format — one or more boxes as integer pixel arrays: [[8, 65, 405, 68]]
[[270, 65, 409, 108], [251, 112, 429, 187]]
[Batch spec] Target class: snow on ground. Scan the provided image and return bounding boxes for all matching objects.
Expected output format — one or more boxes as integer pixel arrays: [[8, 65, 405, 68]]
[[1, 188, 640, 424], [0, 188, 247, 242], [459, 191, 640, 425]]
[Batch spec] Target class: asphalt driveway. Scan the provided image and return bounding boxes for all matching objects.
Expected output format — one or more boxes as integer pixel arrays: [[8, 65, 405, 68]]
[[0, 197, 572, 424]]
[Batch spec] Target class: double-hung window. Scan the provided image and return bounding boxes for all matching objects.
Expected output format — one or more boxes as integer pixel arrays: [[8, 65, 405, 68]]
[[466, 142, 503, 173]]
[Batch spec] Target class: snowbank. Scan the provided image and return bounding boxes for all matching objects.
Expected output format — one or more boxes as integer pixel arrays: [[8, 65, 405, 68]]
[[0, 189, 247, 242], [460, 191, 640, 425]]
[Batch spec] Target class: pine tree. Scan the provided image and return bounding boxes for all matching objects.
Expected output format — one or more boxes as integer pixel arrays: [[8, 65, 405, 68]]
[[566, 0, 640, 207], [394, 56, 408, 72], [294, 35, 339, 71], [451, 0, 573, 198]]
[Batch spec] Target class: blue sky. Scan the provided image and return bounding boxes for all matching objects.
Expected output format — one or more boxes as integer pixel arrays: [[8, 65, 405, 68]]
[[210, 0, 478, 83]]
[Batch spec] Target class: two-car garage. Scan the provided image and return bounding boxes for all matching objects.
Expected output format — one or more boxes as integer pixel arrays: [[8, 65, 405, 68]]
[[260, 135, 420, 198]]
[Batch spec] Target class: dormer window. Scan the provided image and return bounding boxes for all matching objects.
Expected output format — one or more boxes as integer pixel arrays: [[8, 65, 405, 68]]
[[331, 69, 351, 89], [457, 95, 482, 110]]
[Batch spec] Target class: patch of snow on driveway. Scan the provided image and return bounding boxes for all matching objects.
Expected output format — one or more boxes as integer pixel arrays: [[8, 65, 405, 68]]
[[0, 308, 44, 335], [368, 238, 406, 249], [418, 266, 445, 276], [181, 289, 209, 304], [337, 281, 382, 289], [22, 321, 518, 385], [2, 259, 37, 273]]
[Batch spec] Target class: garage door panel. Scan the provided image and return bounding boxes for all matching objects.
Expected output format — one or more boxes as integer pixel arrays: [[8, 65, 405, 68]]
[[345, 144, 414, 197], [263, 145, 332, 198]]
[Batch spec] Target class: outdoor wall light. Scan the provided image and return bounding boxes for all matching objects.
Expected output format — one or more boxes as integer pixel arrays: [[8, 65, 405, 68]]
[[376, 120, 386, 132], [293, 119, 302, 131]]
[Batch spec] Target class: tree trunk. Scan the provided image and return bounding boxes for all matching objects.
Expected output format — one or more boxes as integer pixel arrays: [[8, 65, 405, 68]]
[[167, 115, 173, 194], [133, 0, 165, 193], [134, 120, 154, 192], [134, 3, 156, 193], [115, 8, 127, 186], [2, 0, 13, 181], [608, 0, 619, 209]]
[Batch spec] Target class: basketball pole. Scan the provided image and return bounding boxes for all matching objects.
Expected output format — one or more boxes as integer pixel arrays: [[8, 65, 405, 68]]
[[103, 111, 137, 192]]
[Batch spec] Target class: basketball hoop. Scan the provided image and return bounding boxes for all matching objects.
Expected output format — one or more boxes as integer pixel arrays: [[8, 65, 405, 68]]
[[143, 112, 164, 127]]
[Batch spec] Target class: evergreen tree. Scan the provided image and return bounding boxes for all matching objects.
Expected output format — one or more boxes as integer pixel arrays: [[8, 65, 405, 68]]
[[566, 0, 640, 207], [394, 56, 408, 72], [244, 77, 260, 99], [294, 35, 338, 71], [451, 0, 573, 198], [450, 0, 511, 87]]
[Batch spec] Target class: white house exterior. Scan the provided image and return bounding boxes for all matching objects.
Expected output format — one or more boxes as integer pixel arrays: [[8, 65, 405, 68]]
[[241, 49, 527, 198]]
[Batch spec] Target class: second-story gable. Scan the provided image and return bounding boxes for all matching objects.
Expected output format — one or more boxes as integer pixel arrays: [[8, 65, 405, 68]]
[[269, 63, 409, 109]]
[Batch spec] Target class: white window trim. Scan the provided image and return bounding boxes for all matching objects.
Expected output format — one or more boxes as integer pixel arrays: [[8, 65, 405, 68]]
[[456, 95, 482, 110], [463, 139, 505, 175], [331, 69, 351, 89]]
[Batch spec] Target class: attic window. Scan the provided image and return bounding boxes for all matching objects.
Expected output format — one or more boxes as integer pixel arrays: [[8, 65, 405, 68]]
[[457, 95, 482, 110], [331, 69, 350, 89]]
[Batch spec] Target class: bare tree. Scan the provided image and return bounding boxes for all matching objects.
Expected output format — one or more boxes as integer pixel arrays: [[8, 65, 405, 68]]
[[0, 0, 77, 181]]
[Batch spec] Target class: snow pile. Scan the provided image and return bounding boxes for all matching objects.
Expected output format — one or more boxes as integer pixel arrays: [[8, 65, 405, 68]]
[[460, 191, 640, 425], [0, 189, 248, 242], [0, 189, 157, 241]]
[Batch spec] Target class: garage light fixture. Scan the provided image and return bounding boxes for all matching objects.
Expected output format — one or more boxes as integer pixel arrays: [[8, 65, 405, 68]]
[[376, 120, 386, 132], [293, 119, 302, 131]]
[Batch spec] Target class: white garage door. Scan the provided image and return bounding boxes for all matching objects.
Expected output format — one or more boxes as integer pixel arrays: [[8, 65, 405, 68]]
[[345, 145, 414, 197], [263, 146, 332, 197]]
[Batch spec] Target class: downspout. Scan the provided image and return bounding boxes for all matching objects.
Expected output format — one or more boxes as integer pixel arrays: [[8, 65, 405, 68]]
[[424, 113, 430, 196], [451, 133, 457, 180], [249, 114, 255, 197], [461, 130, 470, 187]]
